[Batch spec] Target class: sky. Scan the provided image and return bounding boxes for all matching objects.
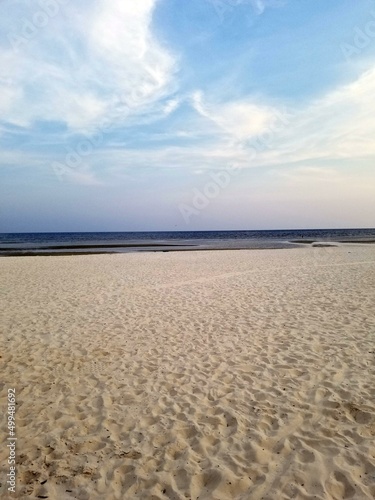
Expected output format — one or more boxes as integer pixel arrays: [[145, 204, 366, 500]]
[[1, 0, 375, 232]]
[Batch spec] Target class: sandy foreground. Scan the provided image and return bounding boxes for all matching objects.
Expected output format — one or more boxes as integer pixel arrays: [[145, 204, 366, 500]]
[[1, 246, 375, 500]]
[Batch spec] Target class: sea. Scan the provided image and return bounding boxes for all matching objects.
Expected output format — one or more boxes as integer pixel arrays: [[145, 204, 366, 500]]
[[0, 229, 374, 256]]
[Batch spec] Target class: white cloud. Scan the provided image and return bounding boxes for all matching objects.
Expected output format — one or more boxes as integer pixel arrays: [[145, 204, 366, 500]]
[[163, 98, 180, 115], [268, 66, 375, 164], [192, 91, 277, 140], [0, 84, 23, 119], [58, 164, 103, 186], [190, 65, 375, 170], [87, 0, 175, 110], [35, 63, 375, 184], [0, 0, 176, 133]]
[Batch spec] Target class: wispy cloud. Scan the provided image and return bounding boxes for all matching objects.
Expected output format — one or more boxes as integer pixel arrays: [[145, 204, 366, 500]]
[[271, 65, 375, 163], [56, 164, 104, 186], [187, 64, 375, 171], [0, 0, 176, 133], [2, 61, 375, 185], [192, 91, 277, 140]]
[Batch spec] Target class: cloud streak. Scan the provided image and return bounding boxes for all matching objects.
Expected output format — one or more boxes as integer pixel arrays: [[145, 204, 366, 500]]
[[2, 63, 375, 187]]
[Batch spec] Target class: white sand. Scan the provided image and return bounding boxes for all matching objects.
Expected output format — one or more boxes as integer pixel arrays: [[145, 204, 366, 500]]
[[1, 246, 375, 499]]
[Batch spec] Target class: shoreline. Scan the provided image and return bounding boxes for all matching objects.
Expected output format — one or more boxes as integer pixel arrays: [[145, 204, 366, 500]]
[[0, 238, 374, 257]]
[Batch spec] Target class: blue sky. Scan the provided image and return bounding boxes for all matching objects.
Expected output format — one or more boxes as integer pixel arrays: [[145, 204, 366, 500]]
[[1, 0, 375, 231]]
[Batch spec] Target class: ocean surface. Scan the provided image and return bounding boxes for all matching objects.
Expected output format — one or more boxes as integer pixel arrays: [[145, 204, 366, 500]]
[[0, 229, 374, 256]]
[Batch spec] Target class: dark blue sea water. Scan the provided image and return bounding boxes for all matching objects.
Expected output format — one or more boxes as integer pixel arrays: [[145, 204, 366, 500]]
[[0, 229, 374, 255]]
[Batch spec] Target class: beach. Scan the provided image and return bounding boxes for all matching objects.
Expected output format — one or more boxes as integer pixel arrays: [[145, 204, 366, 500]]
[[1, 245, 375, 499]]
